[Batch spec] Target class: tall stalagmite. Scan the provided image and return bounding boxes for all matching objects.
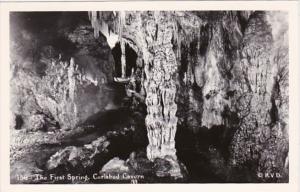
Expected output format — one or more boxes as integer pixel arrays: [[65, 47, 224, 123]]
[[142, 12, 178, 160], [89, 11, 185, 162]]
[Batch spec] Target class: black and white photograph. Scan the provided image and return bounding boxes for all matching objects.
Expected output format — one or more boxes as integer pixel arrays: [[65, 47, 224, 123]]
[[7, 10, 290, 184], [0, 1, 298, 190]]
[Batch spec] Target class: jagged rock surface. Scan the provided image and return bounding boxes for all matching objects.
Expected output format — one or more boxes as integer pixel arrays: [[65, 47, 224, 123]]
[[10, 14, 116, 131], [99, 151, 188, 183], [46, 126, 134, 171], [100, 157, 129, 173]]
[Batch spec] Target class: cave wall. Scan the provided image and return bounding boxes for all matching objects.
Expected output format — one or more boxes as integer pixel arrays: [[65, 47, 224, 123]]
[[175, 11, 289, 181], [10, 12, 117, 131]]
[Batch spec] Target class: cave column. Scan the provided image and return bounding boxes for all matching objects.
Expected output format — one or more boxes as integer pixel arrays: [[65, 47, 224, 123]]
[[89, 10, 179, 162], [142, 12, 178, 161], [119, 11, 127, 78]]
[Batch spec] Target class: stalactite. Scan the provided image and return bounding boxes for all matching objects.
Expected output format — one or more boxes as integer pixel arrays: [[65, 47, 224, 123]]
[[120, 41, 126, 78], [89, 11, 119, 49], [89, 11, 140, 78], [90, 11, 99, 38], [118, 11, 125, 41]]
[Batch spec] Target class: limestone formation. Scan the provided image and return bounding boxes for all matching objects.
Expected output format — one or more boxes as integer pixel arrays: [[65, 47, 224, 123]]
[[10, 11, 289, 183], [10, 23, 116, 131], [89, 11, 288, 181], [89, 11, 203, 161]]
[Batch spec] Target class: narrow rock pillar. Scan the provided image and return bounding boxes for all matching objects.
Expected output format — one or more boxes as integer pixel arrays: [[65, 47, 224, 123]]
[[143, 12, 178, 161]]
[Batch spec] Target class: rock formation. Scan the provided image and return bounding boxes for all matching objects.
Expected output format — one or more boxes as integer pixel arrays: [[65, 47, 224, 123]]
[[10, 11, 289, 183], [89, 11, 289, 182], [46, 126, 134, 170], [89, 11, 204, 162], [10, 14, 116, 131]]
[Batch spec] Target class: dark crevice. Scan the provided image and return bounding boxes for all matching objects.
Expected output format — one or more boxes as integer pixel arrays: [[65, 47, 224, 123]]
[[14, 115, 24, 130], [205, 94, 210, 100], [155, 24, 158, 40], [270, 78, 280, 125], [199, 24, 210, 56], [237, 12, 249, 35], [178, 45, 188, 80], [111, 42, 122, 77], [125, 43, 138, 76], [270, 98, 279, 125]]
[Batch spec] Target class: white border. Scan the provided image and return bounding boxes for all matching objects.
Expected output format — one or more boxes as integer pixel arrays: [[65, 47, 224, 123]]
[[0, 1, 299, 192]]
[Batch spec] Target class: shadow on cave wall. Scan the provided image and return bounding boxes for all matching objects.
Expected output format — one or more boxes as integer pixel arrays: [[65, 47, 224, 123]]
[[175, 124, 234, 183]]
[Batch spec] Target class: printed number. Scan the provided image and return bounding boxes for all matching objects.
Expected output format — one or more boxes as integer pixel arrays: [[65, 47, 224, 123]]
[[131, 179, 138, 184]]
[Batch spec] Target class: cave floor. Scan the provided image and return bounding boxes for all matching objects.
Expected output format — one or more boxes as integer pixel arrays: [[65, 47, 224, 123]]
[[10, 109, 226, 184]]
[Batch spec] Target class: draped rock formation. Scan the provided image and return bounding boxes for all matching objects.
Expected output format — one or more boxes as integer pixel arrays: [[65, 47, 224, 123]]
[[89, 11, 204, 163], [89, 11, 289, 181]]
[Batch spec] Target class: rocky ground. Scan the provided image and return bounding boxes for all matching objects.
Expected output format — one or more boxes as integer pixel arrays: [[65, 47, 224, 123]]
[[10, 110, 188, 184]]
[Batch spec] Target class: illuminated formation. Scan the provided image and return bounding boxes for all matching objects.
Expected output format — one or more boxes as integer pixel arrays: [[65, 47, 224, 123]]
[[88, 11, 199, 162]]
